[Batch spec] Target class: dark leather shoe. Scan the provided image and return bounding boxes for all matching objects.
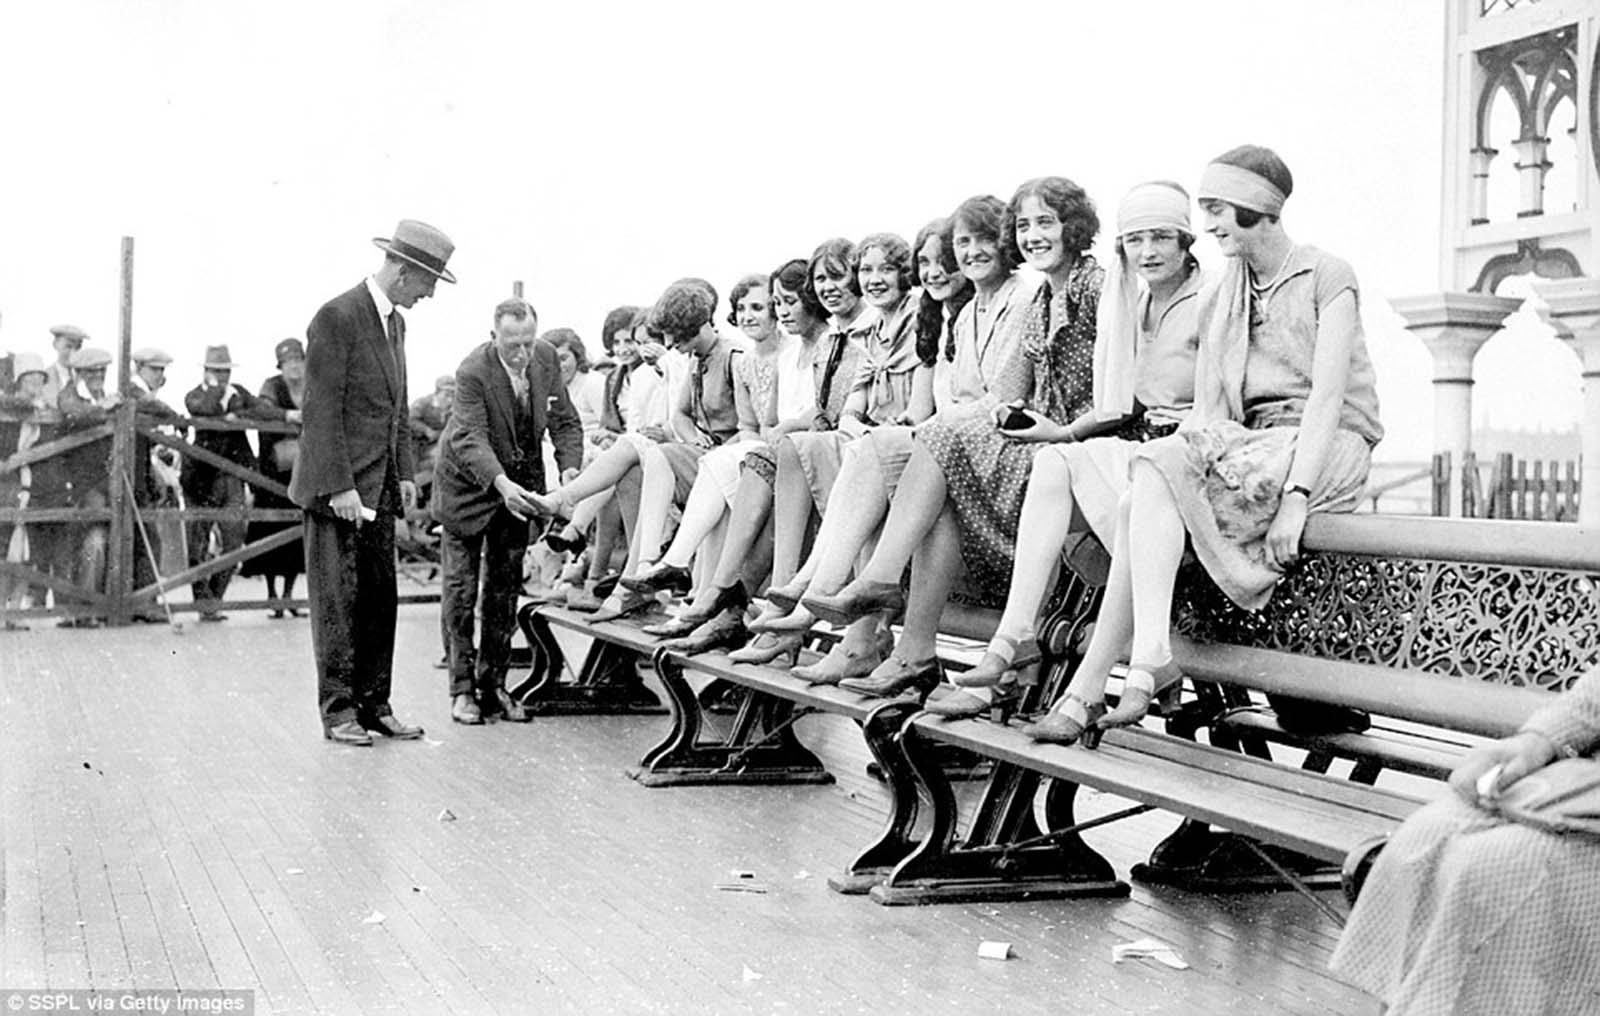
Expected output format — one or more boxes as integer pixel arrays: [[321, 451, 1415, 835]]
[[543, 523, 588, 556], [659, 608, 748, 656], [451, 693, 484, 725], [361, 713, 425, 739], [620, 562, 693, 596], [839, 656, 942, 699], [493, 689, 531, 723], [802, 579, 904, 627], [324, 719, 373, 746]]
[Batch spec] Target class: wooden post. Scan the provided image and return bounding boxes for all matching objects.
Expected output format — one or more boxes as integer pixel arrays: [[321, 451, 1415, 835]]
[[512, 280, 524, 298], [105, 236, 135, 625]]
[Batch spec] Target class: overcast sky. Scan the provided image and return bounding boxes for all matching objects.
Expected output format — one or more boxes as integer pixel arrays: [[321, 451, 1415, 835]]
[[0, 0, 1587, 461]]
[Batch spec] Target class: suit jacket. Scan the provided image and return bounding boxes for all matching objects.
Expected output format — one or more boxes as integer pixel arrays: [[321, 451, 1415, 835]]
[[431, 339, 582, 537], [289, 281, 414, 515], [181, 380, 282, 493]]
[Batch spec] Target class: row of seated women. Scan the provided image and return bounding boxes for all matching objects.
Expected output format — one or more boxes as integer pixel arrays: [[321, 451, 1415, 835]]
[[537, 144, 1598, 1014], [534, 142, 1383, 743]]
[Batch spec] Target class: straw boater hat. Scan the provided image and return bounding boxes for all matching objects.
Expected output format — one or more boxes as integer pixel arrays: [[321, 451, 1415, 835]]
[[132, 347, 173, 367], [372, 219, 457, 284], [203, 344, 239, 370], [69, 347, 112, 370]]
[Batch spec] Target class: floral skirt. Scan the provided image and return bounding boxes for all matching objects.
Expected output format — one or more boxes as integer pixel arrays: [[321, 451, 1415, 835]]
[[918, 405, 1039, 605], [1330, 794, 1600, 1015], [1133, 421, 1371, 610]]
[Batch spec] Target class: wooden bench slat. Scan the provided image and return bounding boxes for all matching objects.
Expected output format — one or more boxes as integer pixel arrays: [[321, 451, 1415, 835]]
[[1222, 710, 1468, 779], [1305, 513, 1600, 571], [913, 717, 1426, 863], [1174, 636, 1555, 738]]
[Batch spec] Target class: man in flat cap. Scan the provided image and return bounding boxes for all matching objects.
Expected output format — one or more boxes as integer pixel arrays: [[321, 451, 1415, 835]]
[[0, 354, 50, 629], [409, 373, 455, 509], [42, 324, 87, 403], [54, 346, 119, 624], [290, 219, 456, 746], [182, 344, 285, 621], [127, 347, 181, 621]]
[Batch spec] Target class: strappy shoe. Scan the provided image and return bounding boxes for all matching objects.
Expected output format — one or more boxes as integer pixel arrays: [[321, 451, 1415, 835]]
[[641, 610, 711, 638], [802, 579, 905, 627], [923, 679, 1019, 721], [542, 521, 588, 555], [838, 655, 942, 699], [1096, 660, 1184, 731], [792, 629, 894, 686], [952, 634, 1042, 689], [1019, 693, 1106, 747], [728, 631, 804, 667]]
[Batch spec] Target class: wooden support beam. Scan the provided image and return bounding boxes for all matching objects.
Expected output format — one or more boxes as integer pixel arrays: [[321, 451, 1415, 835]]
[[0, 560, 113, 608], [128, 525, 302, 600], [141, 429, 289, 499], [0, 425, 113, 476]]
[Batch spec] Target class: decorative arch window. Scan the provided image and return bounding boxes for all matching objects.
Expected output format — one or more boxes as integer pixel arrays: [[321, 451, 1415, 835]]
[[1469, 25, 1579, 224]]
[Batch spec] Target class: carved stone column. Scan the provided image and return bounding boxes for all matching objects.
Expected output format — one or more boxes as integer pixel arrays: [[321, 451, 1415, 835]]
[[1391, 292, 1522, 515], [1532, 278, 1600, 524]]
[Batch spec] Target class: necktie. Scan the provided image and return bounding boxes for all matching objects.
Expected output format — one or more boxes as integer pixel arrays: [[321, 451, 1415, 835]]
[[385, 311, 402, 379]]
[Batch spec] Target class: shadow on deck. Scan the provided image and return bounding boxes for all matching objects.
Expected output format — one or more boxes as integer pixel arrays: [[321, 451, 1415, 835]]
[[0, 603, 1370, 1015]]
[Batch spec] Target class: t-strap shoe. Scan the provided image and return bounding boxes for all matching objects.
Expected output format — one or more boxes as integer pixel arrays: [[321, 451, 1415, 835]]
[[1097, 660, 1184, 731], [952, 635, 1041, 688], [802, 579, 905, 627], [1018, 693, 1105, 747]]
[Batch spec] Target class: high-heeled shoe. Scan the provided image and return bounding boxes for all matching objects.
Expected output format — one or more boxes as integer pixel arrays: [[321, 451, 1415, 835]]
[[542, 521, 587, 555], [951, 635, 1041, 688], [755, 604, 816, 633], [1097, 660, 1184, 730], [727, 630, 804, 667], [530, 488, 573, 519], [923, 679, 1019, 720], [660, 608, 749, 656], [838, 655, 942, 699], [791, 630, 894, 686], [1018, 693, 1106, 747], [761, 579, 810, 615], [802, 579, 904, 627], [621, 562, 693, 596], [641, 609, 711, 638]]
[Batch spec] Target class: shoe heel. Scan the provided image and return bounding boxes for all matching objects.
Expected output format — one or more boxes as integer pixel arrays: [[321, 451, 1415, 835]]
[[1081, 724, 1104, 750], [1154, 683, 1182, 715]]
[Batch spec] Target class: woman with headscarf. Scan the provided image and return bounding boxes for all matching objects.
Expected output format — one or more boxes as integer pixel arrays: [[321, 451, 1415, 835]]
[[1026, 144, 1383, 742], [926, 181, 1207, 722]]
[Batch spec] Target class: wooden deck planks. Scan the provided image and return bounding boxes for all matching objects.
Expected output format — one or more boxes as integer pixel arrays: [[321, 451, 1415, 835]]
[[0, 598, 1378, 1014]]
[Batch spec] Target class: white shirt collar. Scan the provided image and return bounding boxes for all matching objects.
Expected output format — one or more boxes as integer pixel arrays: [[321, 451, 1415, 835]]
[[365, 275, 395, 320]]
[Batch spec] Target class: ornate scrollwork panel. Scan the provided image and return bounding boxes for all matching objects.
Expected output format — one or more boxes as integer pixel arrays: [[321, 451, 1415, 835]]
[[1175, 552, 1600, 692]]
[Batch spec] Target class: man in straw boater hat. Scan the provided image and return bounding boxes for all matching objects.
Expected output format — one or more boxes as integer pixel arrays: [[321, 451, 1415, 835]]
[[290, 219, 456, 746]]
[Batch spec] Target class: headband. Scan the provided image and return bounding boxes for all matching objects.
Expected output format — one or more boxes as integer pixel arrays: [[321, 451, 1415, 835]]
[[1117, 182, 1192, 238], [1197, 162, 1286, 217]]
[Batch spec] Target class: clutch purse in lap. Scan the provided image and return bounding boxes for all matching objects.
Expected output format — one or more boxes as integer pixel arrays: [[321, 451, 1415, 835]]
[[1491, 758, 1600, 840]]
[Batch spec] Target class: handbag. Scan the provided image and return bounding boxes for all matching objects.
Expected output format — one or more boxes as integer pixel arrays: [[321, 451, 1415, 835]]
[[1489, 757, 1600, 840]]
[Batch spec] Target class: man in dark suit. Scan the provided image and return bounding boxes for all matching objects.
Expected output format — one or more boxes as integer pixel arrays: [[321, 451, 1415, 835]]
[[433, 299, 583, 724], [290, 219, 456, 746]]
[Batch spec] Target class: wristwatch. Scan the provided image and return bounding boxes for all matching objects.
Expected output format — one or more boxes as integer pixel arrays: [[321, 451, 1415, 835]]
[[1281, 482, 1312, 500]]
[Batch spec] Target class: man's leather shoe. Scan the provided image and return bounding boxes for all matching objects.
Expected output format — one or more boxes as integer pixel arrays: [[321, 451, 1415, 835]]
[[324, 720, 373, 746], [451, 693, 484, 725], [361, 713, 425, 739], [492, 690, 531, 723]]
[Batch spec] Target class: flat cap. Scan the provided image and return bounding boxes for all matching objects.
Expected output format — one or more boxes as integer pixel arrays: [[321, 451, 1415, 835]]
[[69, 347, 112, 369], [131, 346, 173, 366], [50, 324, 87, 342]]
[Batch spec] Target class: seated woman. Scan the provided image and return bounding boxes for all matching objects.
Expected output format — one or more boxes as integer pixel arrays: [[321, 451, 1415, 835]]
[[543, 308, 673, 611], [1022, 144, 1383, 743], [1329, 663, 1600, 1015], [623, 245, 878, 654], [533, 280, 739, 620], [802, 178, 1104, 708], [752, 201, 1017, 685], [935, 181, 1205, 719], [619, 273, 792, 636]]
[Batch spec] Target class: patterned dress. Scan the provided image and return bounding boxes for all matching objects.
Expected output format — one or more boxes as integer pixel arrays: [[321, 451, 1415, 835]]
[[918, 256, 1102, 603], [1330, 664, 1600, 1015], [696, 342, 784, 504], [1133, 247, 1382, 610]]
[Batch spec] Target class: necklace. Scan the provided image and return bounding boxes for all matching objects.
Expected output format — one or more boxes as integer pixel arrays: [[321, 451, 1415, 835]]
[[1250, 245, 1296, 293]]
